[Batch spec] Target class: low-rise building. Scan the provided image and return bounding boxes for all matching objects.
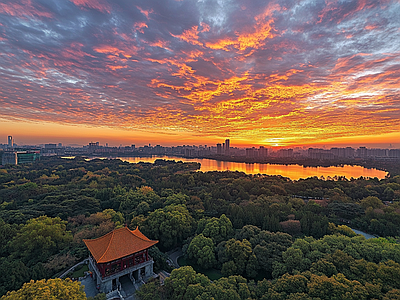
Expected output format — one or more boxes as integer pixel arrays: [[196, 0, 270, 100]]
[[2, 152, 17, 165]]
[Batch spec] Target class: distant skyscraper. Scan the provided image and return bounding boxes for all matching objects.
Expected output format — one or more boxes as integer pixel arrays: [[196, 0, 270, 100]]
[[259, 146, 268, 157], [89, 142, 100, 150], [45, 144, 57, 149], [217, 143, 222, 155], [246, 147, 258, 158], [225, 139, 230, 155], [7, 136, 12, 148]]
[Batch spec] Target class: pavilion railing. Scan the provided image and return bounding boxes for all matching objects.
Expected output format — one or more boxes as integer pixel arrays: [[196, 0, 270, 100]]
[[89, 255, 154, 282]]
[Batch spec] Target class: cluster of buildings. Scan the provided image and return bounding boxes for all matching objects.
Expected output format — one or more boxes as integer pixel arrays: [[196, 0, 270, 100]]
[[245, 146, 268, 158], [1, 136, 40, 165], [83, 139, 235, 158], [217, 139, 230, 155], [2, 135, 400, 166], [307, 147, 400, 160]]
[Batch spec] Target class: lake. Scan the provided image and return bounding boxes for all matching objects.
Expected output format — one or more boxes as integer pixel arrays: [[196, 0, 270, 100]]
[[117, 156, 387, 180]]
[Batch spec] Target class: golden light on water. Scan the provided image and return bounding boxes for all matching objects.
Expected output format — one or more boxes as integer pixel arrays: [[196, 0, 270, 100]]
[[118, 156, 387, 180]]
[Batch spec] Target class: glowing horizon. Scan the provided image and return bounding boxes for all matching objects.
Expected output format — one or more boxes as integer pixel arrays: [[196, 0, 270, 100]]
[[0, 0, 399, 147]]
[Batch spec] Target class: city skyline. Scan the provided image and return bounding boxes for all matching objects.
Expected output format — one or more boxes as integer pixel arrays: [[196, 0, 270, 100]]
[[3, 135, 399, 153], [4, 134, 400, 168], [1, 1, 400, 147]]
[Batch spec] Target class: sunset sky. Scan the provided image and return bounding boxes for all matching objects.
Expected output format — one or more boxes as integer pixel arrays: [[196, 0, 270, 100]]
[[0, 0, 399, 147]]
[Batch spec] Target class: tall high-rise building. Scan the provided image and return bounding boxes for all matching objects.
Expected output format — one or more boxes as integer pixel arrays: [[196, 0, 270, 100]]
[[7, 136, 12, 148], [246, 147, 258, 158], [259, 146, 268, 157], [225, 139, 230, 155], [217, 143, 222, 155]]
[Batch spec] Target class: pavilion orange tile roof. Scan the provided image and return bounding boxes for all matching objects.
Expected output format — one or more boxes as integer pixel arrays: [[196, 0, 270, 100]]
[[83, 227, 158, 263]]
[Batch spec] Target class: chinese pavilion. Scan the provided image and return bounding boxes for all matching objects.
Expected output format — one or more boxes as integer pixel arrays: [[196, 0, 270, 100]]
[[83, 227, 158, 293]]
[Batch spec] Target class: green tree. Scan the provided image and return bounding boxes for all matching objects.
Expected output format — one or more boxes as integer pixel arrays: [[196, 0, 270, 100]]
[[136, 202, 151, 216], [164, 193, 189, 206], [164, 266, 210, 300], [234, 225, 261, 241], [187, 234, 216, 269], [9, 216, 72, 265], [282, 247, 304, 273], [143, 205, 194, 249], [224, 239, 252, 275], [0, 258, 32, 296], [0, 219, 18, 256], [119, 186, 161, 213], [222, 260, 237, 276], [376, 260, 400, 290], [135, 279, 161, 300], [273, 274, 308, 295], [202, 214, 234, 244], [383, 187, 395, 201], [307, 273, 365, 300], [384, 289, 400, 300], [310, 259, 338, 277], [246, 253, 259, 278], [360, 196, 383, 210], [0, 278, 86, 300], [102, 209, 124, 226]]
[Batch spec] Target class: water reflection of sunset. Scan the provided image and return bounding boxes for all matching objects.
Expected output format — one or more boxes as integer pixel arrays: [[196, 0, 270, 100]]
[[119, 157, 387, 180]]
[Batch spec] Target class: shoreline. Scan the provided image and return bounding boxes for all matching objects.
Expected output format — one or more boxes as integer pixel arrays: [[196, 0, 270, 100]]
[[76, 155, 389, 180], [83, 154, 392, 176]]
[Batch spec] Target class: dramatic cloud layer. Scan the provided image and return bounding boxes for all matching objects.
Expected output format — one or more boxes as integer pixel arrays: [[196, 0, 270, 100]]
[[0, 0, 399, 145]]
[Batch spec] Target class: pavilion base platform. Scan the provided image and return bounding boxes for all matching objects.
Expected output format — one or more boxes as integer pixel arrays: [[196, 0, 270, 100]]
[[89, 256, 154, 294]]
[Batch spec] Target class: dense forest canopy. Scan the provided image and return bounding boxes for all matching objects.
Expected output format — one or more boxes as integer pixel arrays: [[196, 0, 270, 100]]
[[0, 157, 400, 299]]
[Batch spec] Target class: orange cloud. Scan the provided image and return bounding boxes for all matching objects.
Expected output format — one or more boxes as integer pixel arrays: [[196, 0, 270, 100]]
[[364, 24, 378, 30], [69, 0, 111, 13], [134, 22, 148, 33], [137, 6, 153, 19], [0, 0, 53, 19], [206, 4, 280, 52], [172, 23, 210, 46], [93, 44, 138, 63], [173, 26, 203, 46], [106, 65, 127, 71]]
